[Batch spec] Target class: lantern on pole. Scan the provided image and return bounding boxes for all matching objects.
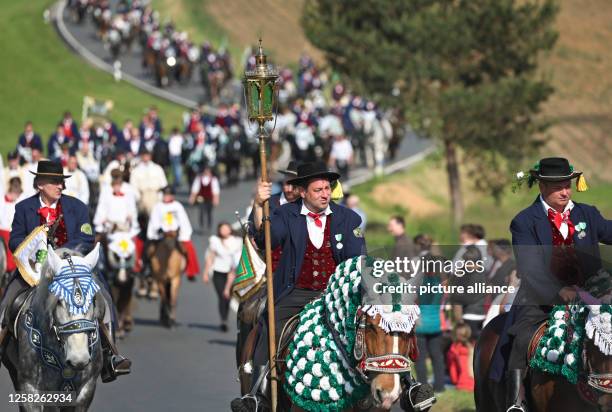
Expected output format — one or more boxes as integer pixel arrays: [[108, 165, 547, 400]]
[[243, 39, 280, 412]]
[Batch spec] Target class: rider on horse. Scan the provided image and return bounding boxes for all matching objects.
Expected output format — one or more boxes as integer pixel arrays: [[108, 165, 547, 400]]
[[231, 161, 366, 411], [0, 160, 131, 382], [146, 185, 199, 279], [503, 157, 612, 412]]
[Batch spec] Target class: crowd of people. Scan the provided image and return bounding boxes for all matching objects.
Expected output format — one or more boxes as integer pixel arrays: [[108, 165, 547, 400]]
[[381, 218, 519, 393]]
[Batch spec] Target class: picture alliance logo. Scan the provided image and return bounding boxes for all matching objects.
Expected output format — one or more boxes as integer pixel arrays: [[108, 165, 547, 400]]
[[371, 256, 487, 278]]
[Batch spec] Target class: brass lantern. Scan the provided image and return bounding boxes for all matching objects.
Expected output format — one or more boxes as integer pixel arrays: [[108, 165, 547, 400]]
[[243, 40, 279, 126]]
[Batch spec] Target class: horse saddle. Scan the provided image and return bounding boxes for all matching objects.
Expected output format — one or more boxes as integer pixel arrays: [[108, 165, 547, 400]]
[[7, 288, 35, 335], [527, 321, 549, 362], [238, 288, 267, 326], [276, 314, 301, 361]]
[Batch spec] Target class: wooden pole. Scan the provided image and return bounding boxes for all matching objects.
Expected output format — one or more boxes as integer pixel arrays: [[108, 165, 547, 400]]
[[258, 123, 278, 412]]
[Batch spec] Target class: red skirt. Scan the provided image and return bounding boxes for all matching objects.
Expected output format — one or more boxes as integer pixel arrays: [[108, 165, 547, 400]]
[[181, 240, 200, 278], [0, 229, 16, 272]]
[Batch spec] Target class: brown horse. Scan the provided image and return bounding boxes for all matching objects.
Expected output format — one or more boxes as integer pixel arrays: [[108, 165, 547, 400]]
[[237, 309, 423, 411], [148, 231, 185, 328], [474, 312, 612, 412]]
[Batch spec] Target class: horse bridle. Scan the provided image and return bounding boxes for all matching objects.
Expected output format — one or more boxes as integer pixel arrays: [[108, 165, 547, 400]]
[[321, 305, 412, 384], [582, 348, 612, 394], [353, 308, 412, 377], [51, 254, 100, 350]]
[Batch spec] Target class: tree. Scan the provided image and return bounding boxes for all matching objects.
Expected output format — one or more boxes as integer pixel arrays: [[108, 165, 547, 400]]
[[302, 0, 558, 223]]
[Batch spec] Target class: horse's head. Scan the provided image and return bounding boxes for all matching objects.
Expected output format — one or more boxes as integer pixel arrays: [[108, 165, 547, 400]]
[[45, 244, 104, 370], [584, 305, 612, 411], [355, 305, 418, 410]]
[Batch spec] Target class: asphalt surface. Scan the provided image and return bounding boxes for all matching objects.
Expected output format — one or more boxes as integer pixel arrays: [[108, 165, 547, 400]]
[[0, 6, 430, 411]]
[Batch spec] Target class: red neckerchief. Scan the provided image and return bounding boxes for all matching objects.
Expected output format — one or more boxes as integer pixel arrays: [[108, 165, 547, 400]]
[[547, 208, 575, 238], [307, 211, 325, 228]]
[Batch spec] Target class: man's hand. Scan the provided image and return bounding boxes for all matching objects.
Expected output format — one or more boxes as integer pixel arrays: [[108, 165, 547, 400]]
[[559, 286, 577, 303], [254, 180, 273, 207]]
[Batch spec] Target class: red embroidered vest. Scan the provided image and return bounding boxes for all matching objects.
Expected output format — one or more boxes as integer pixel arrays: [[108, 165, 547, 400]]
[[198, 178, 214, 201], [39, 201, 68, 247], [296, 216, 337, 290], [547, 213, 583, 286]]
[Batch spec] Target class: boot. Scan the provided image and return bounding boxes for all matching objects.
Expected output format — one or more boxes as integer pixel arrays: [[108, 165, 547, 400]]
[[0, 327, 8, 369], [230, 365, 270, 412], [99, 323, 131, 383], [506, 369, 528, 412]]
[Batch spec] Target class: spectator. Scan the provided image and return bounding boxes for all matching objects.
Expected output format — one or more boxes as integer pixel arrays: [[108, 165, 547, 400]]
[[446, 322, 475, 391], [202, 222, 242, 332], [47, 124, 73, 162], [413, 234, 446, 393], [387, 215, 415, 260], [63, 154, 90, 204], [345, 194, 366, 232], [189, 165, 220, 232], [17, 121, 43, 164], [21, 148, 42, 197], [453, 223, 493, 271], [168, 127, 184, 189], [76, 140, 100, 183], [486, 239, 516, 288]]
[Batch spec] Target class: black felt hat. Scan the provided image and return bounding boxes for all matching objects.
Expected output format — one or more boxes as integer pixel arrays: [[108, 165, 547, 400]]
[[529, 157, 581, 182], [29, 160, 71, 179], [285, 161, 340, 186], [277, 161, 299, 176]]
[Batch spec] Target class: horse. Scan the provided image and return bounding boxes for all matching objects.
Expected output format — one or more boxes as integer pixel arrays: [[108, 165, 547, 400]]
[[148, 231, 185, 328], [102, 224, 137, 338], [475, 304, 612, 412], [0, 239, 8, 297], [2, 245, 107, 411], [235, 256, 433, 412]]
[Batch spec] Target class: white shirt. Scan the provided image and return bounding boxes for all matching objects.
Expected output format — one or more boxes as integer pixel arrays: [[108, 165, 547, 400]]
[[0, 193, 26, 230], [94, 189, 140, 237], [279, 192, 289, 206], [63, 167, 90, 205], [300, 203, 332, 249], [207, 235, 242, 273], [130, 161, 168, 192], [540, 195, 574, 239], [330, 139, 353, 162], [168, 134, 184, 157], [190, 175, 220, 196], [147, 200, 192, 242]]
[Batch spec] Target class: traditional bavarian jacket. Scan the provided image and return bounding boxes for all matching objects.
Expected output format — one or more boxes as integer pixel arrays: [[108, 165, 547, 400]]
[[255, 199, 366, 302], [510, 195, 612, 305], [9, 194, 94, 253]]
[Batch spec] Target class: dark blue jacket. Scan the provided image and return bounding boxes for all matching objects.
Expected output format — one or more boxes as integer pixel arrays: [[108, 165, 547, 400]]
[[255, 199, 366, 302], [9, 194, 95, 254], [17, 134, 43, 152], [510, 196, 612, 304]]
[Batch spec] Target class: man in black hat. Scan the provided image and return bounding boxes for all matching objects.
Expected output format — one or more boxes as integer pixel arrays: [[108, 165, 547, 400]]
[[231, 161, 366, 411], [501, 157, 612, 412], [0, 160, 131, 382]]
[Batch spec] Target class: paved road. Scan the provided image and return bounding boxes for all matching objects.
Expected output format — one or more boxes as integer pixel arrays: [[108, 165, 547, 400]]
[[0, 5, 430, 411]]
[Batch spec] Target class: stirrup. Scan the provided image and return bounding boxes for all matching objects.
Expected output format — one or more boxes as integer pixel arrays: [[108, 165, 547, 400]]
[[401, 376, 436, 412]]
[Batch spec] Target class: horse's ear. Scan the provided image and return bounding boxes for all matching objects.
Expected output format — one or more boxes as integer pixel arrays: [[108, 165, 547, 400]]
[[46, 245, 63, 276], [83, 243, 101, 270]]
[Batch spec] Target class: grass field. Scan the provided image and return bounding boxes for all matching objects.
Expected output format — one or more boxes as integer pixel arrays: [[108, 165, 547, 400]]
[[0, 0, 186, 156]]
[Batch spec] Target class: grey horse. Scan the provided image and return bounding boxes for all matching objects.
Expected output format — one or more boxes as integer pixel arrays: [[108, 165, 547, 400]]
[[3, 244, 105, 412]]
